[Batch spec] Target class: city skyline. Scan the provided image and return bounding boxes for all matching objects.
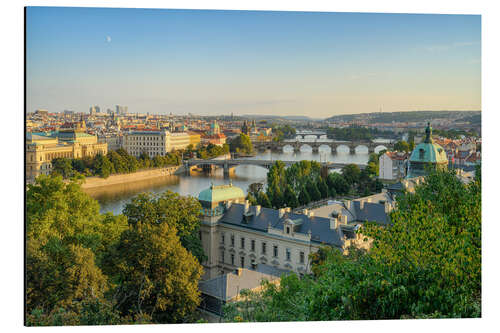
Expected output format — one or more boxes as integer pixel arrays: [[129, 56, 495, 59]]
[[26, 7, 481, 117]]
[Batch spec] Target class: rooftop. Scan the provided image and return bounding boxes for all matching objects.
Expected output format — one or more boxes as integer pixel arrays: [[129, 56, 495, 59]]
[[198, 183, 245, 203]]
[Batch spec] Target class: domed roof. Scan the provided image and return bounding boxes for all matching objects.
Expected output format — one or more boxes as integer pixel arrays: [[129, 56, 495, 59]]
[[409, 123, 448, 164], [198, 182, 245, 203]]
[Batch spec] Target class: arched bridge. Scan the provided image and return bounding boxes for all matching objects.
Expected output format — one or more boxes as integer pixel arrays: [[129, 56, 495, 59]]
[[253, 140, 393, 154], [184, 158, 366, 176]]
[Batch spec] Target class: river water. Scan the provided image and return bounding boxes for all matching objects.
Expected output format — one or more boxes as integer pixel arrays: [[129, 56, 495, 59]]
[[88, 137, 391, 215]]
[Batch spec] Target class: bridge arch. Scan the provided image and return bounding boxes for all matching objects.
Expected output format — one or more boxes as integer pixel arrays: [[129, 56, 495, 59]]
[[374, 145, 388, 154], [282, 144, 295, 153], [335, 144, 350, 154], [318, 144, 332, 153], [299, 144, 313, 152], [354, 145, 369, 154]]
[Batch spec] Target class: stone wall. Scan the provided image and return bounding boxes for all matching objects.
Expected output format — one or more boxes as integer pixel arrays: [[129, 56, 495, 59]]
[[80, 166, 183, 189]]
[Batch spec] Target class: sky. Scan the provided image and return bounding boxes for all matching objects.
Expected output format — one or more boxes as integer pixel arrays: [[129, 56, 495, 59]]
[[26, 7, 481, 118]]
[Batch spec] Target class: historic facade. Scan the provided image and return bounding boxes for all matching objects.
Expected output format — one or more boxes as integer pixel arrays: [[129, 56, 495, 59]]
[[122, 130, 201, 157], [26, 118, 108, 182], [198, 183, 363, 280]]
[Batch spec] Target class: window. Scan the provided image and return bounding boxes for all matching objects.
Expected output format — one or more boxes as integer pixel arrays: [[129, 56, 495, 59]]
[[221, 233, 225, 244], [240, 256, 245, 268], [251, 240, 255, 252], [231, 254, 235, 265], [240, 237, 245, 249], [231, 234, 235, 247], [221, 250, 225, 263], [198, 231, 202, 240], [262, 242, 267, 255], [286, 248, 291, 261], [419, 148, 425, 159], [273, 245, 278, 258], [300, 251, 305, 264], [286, 226, 290, 234]]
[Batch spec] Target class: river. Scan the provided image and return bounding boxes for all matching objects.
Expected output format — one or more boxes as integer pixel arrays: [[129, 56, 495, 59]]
[[88, 138, 392, 215]]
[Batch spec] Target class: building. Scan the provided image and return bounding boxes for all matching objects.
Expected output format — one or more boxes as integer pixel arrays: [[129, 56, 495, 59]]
[[26, 118, 108, 182], [379, 151, 408, 180], [198, 265, 284, 320], [198, 183, 362, 281], [309, 192, 396, 227], [123, 130, 199, 158], [406, 123, 448, 178], [115, 105, 128, 115], [98, 134, 123, 151]]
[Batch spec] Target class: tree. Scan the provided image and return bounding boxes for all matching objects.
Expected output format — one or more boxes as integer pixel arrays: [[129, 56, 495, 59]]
[[341, 164, 361, 185], [111, 223, 203, 323], [122, 191, 205, 262], [298, 187, 311, 206], [52, 158, 73, 178], [327, 173, 349, 196], [306, 179, 321, 202], [257, 192, 272, 208], [317, 177, 329, 199], [283, 185, 299, 209], [229, 133, 253, 155], [223, 170, 481, 321], [93, 154, 113, 178], [394, 140, 410, 152]]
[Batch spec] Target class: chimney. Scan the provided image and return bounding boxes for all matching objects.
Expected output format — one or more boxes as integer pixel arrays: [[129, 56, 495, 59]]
[[330, 218, 338, 230], [384, 202, 392, 213], [341, 215, 348, 224], [359, 201, 365, 210], [303, 209, 308, 216], [236, 268, 243, 276], [244, 200, 250, 213], [255, 205, 261, 216], [308, 211, 314, 218], [285, 207, 291, 213], [366, 198, 371, 203], [279, 208, 285, 218], [226, 200, 232, 209], [345, 201, 352, 211]]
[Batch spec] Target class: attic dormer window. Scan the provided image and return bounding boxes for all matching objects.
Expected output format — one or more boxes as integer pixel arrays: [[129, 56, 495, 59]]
[[286, 226, 290, 234], [419, 148, 425, 159]]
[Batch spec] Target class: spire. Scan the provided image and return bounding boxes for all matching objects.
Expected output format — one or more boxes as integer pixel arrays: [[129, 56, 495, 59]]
[[424, 122, 433, 144]]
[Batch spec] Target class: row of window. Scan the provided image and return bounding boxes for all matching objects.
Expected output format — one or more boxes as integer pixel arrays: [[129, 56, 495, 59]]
[[221, 250, 305, 267], [128, 142, 164, 147], [222, 233, 305, 264], [129, 136, 164, 141]]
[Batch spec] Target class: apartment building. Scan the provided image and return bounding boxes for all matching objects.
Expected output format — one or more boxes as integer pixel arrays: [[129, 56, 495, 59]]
[[123, 130, 200, 158]]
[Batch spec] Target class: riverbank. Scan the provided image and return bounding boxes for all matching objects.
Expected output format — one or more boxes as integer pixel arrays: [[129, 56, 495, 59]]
[[81, 166, 183, 190]]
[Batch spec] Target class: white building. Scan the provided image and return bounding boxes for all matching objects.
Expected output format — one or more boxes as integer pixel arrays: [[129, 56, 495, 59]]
[[123, 130, 193, 158], [379, 151, 408, 180], [197, 183, 366, 281]]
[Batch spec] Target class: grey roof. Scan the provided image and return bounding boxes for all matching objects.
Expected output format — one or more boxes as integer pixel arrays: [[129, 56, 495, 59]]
[[310, 192, 394, 226], [219, 204, 344, 247], [199, 267, 280, 301], [351, 201, 390, 225]]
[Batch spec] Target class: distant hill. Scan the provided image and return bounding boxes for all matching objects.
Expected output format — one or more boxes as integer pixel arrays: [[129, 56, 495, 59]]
[[242, 114, 321, 121], [326, 111, 481, 123]]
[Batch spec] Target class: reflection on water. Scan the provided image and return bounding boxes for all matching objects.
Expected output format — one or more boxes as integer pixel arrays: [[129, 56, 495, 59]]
[[89, 150, 370, 215]]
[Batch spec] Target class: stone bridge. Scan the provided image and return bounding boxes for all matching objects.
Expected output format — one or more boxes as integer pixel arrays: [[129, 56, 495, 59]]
[[295, 130, 327, 139], [184, 158, 366, 177], [253, 140, 393, 154]]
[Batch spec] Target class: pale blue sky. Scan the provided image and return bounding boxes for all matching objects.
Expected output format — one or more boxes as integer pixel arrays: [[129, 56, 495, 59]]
[[26, 7, 481, 117]]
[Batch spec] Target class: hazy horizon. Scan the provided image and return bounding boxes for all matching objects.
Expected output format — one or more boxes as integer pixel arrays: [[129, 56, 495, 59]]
[[26, 7, 481, 117]]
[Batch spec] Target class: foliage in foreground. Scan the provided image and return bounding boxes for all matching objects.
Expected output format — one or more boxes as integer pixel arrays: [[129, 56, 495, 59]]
[[26, 175, 204, 326], [224, 170, 481, 321]]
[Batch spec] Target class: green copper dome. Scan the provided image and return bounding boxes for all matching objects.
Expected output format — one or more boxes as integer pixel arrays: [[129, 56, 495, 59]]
[[198, 182, 245, 203], [407, 123, 448, 179], [409, 123, 448, 164]]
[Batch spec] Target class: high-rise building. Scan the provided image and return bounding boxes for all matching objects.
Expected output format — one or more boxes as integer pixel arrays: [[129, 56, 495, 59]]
[[89, 106, 100, 115], [115, 105, 128, 115]]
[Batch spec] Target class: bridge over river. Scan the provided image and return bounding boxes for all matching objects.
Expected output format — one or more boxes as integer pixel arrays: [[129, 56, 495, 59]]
[[253, 139, 394, 154], [184, 158, 365, 177]]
